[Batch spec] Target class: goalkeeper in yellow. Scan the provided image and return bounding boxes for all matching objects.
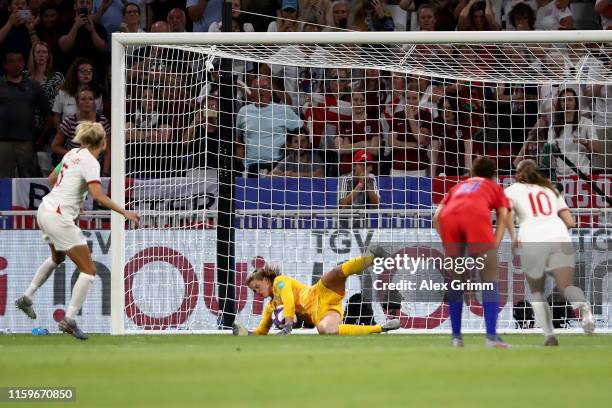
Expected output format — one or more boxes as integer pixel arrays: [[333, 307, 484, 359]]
[[232, 246, 400, 336]]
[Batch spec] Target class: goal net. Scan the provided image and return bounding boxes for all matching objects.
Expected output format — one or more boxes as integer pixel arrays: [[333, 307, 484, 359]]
[[111, 31, 612, 334]]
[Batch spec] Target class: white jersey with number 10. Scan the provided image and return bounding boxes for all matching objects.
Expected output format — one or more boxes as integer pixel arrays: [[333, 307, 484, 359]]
[[504, 183, 571, 242]]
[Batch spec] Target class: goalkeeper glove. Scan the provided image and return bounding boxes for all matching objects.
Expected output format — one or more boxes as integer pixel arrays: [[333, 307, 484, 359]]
[[232, 322, 252, 336], [277, 322, 293, 336]]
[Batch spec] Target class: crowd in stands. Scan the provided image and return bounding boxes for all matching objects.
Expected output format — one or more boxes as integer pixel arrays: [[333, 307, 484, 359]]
[[1, 0, 611, 193]]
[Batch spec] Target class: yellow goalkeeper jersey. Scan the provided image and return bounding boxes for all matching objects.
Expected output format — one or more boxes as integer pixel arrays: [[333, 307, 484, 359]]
[[253, 275, 345, 335], [253, 276, 316, 335]]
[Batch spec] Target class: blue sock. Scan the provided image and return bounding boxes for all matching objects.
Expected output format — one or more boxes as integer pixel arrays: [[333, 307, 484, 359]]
[[448, 289, 463, 337], [482, 282, 499, 338]]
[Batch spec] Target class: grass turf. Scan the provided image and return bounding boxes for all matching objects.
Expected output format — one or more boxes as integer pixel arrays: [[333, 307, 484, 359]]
[[1, 334, 611, 408]]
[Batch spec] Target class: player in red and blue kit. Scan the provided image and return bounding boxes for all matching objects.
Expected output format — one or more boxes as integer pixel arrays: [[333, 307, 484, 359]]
[[433, 157, 511, 348]]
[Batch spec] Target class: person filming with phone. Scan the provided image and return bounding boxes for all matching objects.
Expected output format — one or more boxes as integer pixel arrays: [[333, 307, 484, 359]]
[[58, 0, 107, 75], [0, 0, 41, 63]]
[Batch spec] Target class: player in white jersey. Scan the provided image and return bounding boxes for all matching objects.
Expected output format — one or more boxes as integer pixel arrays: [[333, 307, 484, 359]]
[[505, 160, 594, 346], [15, 122, 140, 340]]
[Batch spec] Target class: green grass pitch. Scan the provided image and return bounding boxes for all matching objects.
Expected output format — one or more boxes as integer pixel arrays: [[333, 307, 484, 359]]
[[1, 334, 611, 407]]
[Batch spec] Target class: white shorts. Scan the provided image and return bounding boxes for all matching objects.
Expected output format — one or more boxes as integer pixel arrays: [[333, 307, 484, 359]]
[[520, 241, 575, 279], [37, 206, 87, 252]]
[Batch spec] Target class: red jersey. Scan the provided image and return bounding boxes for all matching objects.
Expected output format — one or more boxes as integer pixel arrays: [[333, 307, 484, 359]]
[[440, 177, 509, 219], [439, 177, 509, 254]]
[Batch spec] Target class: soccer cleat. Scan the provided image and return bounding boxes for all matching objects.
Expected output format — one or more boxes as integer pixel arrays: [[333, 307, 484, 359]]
[[232, 322, 250, 336], [58, 318, 88, 340], [580, 306, 595, 335], [485, 335, 511, 349], [381, 319, 400, 332], [544, 335, 559, 347], [452, 336, 464, 348], [366, 244, 390, 259], [15, 296, 36, 319]]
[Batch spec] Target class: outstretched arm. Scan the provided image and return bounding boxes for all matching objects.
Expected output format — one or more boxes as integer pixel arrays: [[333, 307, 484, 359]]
[[88, 183, 140, 226]]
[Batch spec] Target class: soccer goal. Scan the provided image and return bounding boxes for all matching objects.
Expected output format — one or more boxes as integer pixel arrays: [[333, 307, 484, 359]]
[[110, 31, 612, 335]]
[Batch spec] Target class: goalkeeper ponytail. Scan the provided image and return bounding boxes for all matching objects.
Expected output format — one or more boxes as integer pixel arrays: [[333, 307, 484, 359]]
[[246, 265, 281, 286], [516, 159, 560, 197]]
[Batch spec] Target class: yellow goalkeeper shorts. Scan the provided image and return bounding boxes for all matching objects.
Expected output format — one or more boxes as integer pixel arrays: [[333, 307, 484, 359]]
[[307, 280, 344, 325]]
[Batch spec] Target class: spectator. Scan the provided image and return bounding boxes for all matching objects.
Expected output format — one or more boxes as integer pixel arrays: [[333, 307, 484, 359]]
[[381, 73, 406, 136], [507, 2, 536, 30], [364, 68, 386, 119], [35, 4, 62, 61], [416, 2, 437, 30], [268, 0, 300, 32], [299, 0, 332, 28], [351, 0, 395, 31], [586, 83, 612, 173], [595, 0, 612, 30], [149, 20, 170, 32], [489, 83, 538, 173], [330, 0, 350, 29], [28, 0, 42, 19], [269, 40, 327, 113], [147, 0, 187, 30], [0, 0, 40, 61], [0, 50, 51, 177], [188, 0, 222, 32], [26, 42, 64, 116], [125, 86, 174, 178], [385, 0, 413, 31], [52, 86, 111, 175], [208, 0, 253, 31], [548, 88, 601, 177], [167, 7, 187, 32], [53, 58, 103, 127], [236, 75, 302, 177], [58, 0, 107, 75], [25, 41, 64, 172], [338, 149, 380, 209], [94, 0, 145, 41], [433, 97, 472, 176], [126, 19, 194, 84], [433, 0, 457, 30], [182, 96, 220, 178], [457, 0, 500, 30], [244, 0, 278, 32], [534, 0, 573, 30], [337, 91, 381, 175], [271, 128, 325, 177], [391, 85, 435, 176], [304, 67, 352, 175], [119, 3, 145, 32]]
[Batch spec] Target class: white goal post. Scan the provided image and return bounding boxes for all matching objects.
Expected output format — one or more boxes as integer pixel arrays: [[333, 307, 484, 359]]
[[111, 31, 612, 335]]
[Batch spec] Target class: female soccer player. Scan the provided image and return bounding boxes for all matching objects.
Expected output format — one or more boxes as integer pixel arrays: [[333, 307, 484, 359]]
[[233, 247, 400, 336], [15, 122, 140, 340], [505, 159, 595, 346], [433, 156, 511, 348]]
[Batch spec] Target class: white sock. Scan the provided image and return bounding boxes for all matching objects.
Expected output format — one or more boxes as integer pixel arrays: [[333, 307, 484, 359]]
[[530, 293, 554, 337], [563, 286, 590, 313], [24, 257, 58, 299], [65, 273, 95, 320]]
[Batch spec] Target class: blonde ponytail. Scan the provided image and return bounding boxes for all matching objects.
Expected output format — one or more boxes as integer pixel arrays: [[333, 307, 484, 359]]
[[73, 121, 106, 149]]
